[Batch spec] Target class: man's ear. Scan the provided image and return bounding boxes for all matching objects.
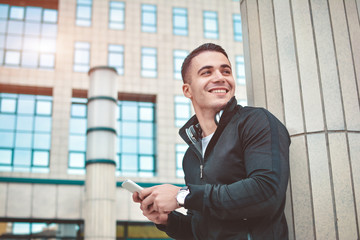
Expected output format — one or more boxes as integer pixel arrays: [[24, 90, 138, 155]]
[[182, 83, 192, 99]]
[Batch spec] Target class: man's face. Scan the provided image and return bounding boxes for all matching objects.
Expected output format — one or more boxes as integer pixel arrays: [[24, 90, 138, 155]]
[[183, 51, 236, 114]]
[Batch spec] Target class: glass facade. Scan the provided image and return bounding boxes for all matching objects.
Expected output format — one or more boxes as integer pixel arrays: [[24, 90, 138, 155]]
[[68, 97, 87, 175], [233, 14, 242, 42], [0, 93, 52, 173], [0, 221, 83, 239], [68, 98, 156, 177], [0, 4, 58, 69], [175, 144, 187, 178], [117, 101, 156, 177], [76, 0, 92, 27], [174, 95, 191, 127], [0, 220, 171, 239], [109, 1, 125, 30], [141, 47, 157, 78], [173, 7, 188, 36], [73, 41, 90, 72], [141, 4, 157, 33], [203, 11, 219, 39], [173, 49, 188, 80], [108, 44, 124, 75], [236, 55, 246, 85]]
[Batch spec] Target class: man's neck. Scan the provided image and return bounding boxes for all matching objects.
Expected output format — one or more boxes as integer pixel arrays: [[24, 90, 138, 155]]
[[195, 110, 218, 137]]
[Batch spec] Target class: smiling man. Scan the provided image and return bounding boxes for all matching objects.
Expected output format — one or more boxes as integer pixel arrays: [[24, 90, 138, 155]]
[[133, 43, 291, 240]]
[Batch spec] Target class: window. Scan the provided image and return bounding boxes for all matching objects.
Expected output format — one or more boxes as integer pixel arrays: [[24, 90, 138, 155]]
[[73, 41, 90, 72], [173, 8, 188, 36], [108, 44, 124, 75], [173, 50, 188, 80], [141, 47, 157, 78], [141, 4, 157, 33], [0, 4, 58, 69], [117, 101, 156, 177], [174, 95, 191, 127], [68, 97, 157, 177], [0, 221, 82, 239], [0, 93, 52, 173], [109, 1, 125, 30], [235, 55, 245, 85], [233, 14, 242, 42], [68, 97, 87, 175], [175, 144, 187, 178], [76, 0, 92, 27], [203, 11, 219, 39]]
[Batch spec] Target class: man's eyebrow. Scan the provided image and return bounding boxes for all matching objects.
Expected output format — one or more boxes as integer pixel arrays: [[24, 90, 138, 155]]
[[197, 64, 232, 75], [197, 65, 213, 75], [220, 64, 232, 69]]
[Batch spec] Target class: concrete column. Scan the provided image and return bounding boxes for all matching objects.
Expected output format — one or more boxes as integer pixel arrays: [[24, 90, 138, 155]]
[[240, 0, 360, 239], [84, 67, 118, 240]]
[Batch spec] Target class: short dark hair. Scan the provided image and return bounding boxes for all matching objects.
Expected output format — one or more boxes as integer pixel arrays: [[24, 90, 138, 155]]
[[181, 43, 229, 83]]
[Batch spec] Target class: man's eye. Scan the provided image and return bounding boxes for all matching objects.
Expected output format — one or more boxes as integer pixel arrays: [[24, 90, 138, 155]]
[[201, 70, 211, 75]]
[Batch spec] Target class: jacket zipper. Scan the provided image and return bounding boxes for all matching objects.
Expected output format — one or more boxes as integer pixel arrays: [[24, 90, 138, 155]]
[[200, 164, 203, 179]]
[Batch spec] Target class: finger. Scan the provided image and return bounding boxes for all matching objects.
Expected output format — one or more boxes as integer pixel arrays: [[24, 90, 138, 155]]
[[132, 192, 142, 203], [141, 194, 155, 210], [139, 186, 156, 199]]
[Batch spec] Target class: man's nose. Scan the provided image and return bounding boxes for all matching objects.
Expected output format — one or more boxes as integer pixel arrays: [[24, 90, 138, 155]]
[[212, 70, 226, 82]]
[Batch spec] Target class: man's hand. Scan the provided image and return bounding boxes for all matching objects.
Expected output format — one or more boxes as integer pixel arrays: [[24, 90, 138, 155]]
[[140, 184, 181, 214], [132, 187, 178, 225]]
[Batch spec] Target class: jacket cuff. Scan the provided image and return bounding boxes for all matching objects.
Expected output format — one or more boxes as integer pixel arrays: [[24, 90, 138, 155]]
[[185, 184, 205, 211], [155, 212, 179, 234]]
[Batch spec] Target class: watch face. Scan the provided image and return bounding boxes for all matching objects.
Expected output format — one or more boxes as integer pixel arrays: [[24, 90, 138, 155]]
[[177, 189, 189, 205]]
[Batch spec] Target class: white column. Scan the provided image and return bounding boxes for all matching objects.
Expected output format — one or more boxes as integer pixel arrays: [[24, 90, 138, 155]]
[[85, 66, 118, 240], [241, 0, 360, 239]]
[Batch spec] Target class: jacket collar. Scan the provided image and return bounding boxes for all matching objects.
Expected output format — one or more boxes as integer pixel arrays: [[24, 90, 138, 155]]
[[179, 96, 239, 148]]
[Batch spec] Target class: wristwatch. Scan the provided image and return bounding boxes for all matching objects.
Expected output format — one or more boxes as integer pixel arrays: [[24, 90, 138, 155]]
[[176, 186, 190, 207]]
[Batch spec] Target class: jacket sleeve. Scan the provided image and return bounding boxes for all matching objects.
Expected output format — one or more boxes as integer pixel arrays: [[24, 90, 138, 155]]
[[156, 210, 194, 239], [184, 109, 290, 220]]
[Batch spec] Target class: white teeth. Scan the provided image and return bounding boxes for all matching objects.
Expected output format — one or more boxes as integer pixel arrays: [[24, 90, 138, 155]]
[[212, 89, 227, 93]]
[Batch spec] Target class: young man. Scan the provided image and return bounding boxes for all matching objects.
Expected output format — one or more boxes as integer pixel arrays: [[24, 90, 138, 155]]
[[133, 43, 291, 239]]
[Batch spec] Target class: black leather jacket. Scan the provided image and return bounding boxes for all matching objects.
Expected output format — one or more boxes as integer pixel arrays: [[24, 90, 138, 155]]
[[158, 97, 290, 240]]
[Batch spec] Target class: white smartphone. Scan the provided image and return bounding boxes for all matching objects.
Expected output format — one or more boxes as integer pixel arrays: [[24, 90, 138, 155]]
[[121, 179, 143, 193]]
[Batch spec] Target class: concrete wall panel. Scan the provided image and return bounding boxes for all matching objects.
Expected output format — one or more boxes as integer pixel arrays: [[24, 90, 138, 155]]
[[328, 0, 360, 131], [292, 0, 324, 132], [307, 133, 336, 240], [32, 184, 57, 218], [289, 135, 315, 239], [7, 184, 32, 218], [273, 0, 304, 135]]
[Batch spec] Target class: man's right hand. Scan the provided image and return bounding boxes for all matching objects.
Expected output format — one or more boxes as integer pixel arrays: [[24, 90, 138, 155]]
[[132, 191, 169, 225]]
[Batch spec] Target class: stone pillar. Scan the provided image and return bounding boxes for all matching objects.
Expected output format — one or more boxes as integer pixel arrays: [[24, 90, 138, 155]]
[[240, 0, 360, 239], [84, 66, 118, 240]]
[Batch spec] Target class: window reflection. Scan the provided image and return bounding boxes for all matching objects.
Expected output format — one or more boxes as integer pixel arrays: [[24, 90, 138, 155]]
[[141, 47, 157, 78], [176, 144, 187, 178], [73, 41, 90, 72], [0, 93, 52, 172], [233, 14, 243, 42], [203, 11, 219, 39], [76, 0, 92, 26], [0, 4, 58, 69], [174, 95, 191, 127], [173, 50, 188, 80], [67, 98, 156, 177], [0, 221, 83, 239], [109, 1, 125, 30], [173, 8, 188, 36], [141, 4, 157, 33], [108, 44, 124, 75]]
